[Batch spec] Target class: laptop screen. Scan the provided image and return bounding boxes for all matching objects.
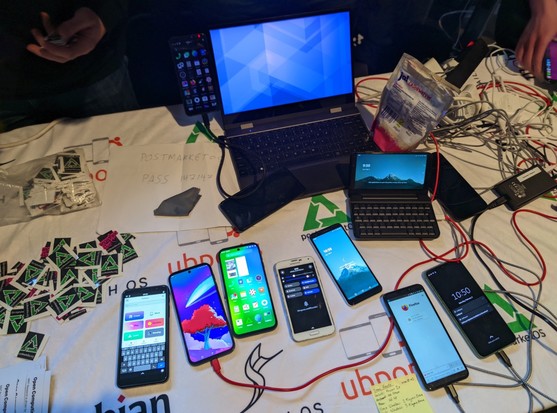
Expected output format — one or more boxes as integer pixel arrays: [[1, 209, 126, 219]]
[[352, 153, 428, 190], [209, 11, 353, 116]]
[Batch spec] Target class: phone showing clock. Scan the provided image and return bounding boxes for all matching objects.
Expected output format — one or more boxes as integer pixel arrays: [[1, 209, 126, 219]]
[[424, 261, 515, 358]]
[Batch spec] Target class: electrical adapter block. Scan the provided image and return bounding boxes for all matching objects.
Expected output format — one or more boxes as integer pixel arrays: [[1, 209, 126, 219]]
[[492, 165, 557, 210]]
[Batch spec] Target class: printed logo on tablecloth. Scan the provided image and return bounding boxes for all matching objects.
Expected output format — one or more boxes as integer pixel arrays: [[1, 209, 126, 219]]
[[303, 195, 350, 231]]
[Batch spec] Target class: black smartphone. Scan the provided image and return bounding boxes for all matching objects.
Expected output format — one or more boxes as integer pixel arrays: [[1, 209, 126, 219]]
[[427, 153, 487, 221], [116, 285, 170, 388], [309, 223, 382, 305], [543, 39, 557, 83], [168, 33, 219, 116], [381, 284, 469, 390], [424, 261, 515, 358], [218, 168, 305, 232], [168, 264, 235, 365], [274, 256, 335, 342], [217, 243, 278, 337]]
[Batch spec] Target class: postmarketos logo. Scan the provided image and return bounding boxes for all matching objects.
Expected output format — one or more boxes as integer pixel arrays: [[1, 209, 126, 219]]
[[303, 195, 350, 231]]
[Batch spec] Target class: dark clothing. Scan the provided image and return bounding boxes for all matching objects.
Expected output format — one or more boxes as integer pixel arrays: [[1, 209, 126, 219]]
[[0, 0, 129, 99]]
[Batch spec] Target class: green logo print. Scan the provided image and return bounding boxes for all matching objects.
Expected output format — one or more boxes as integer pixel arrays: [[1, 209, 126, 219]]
[[484, 285, 534, 334], [303, 195, 350, 231]]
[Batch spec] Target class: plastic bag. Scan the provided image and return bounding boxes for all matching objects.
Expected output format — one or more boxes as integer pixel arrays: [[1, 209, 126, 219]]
[[371, 53, 459, 151], [0, 149, 100, 227]]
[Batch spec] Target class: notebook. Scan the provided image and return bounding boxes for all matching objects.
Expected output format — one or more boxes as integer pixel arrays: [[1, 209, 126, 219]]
[[348, 153, 440, 240], [208, 10, 376, 196]]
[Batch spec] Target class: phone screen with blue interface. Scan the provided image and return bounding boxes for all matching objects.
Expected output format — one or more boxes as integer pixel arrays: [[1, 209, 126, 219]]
[[310, 223, 382, 305], [382, 284, 469, 390], [168, 264, 235, 365]]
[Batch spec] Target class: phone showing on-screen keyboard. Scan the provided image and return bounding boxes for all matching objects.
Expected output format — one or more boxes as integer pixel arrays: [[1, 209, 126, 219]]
[[116, 285, 170, 388]]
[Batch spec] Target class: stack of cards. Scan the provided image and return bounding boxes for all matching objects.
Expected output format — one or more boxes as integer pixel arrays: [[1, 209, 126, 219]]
[[0, 231, 139, 340]]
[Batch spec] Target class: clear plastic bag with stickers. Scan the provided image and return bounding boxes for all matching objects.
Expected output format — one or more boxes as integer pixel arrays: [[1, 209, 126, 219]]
[[371, 53, 459, 152], [0, 148, 100, 227]]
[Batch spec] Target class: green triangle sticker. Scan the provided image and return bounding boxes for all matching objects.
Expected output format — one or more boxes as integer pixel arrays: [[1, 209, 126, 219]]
[[303, 195, 350, 231]]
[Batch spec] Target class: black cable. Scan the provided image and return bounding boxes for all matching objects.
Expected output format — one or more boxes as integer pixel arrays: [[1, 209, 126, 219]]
[[469, 211, 557, 333], [196, 117, 267, 199]]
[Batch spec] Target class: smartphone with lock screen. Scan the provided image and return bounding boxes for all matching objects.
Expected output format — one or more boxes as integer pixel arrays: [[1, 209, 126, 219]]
[[168, 264, 235, 365], [274, 256, 335, 342], [309, 223, 382, 305], [116, 285, 169, 388], [381, 284, 469, 390], [424, 261, 515, 358], [168, 33, 219, 115], [217, 243, 278, 337]]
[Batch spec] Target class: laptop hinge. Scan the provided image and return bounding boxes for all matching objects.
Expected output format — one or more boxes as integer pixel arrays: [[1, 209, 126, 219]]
[[330, 107, 342, 114], [240, 123, 254, 130]]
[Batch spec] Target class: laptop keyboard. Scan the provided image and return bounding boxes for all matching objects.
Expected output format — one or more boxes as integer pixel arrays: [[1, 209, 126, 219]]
[[351, 202, 439, 240], [230, 114, 371, 177]]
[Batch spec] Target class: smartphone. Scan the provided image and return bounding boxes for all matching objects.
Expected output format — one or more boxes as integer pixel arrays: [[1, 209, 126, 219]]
[[217, 243, 277, 337], [424, 261, 515, 358], [381, 284, 469, 390], [309, 223, 382, 305], [543, 39, 557, 83], [218, 168, 305, 232], [116, 285, 170, 388], [168, 33, 219, 116], [427, 153, 487, 221], [274, 256, 335, 342], [168, 264, 235, 365]]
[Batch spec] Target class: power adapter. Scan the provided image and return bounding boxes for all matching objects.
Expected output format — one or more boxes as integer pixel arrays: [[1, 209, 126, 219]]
[[492, 165, 557, 210]]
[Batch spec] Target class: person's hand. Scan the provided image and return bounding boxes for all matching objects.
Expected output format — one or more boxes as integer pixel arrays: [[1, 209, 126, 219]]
[[515, 0, 557, 80], [26, 8, 106, 64]]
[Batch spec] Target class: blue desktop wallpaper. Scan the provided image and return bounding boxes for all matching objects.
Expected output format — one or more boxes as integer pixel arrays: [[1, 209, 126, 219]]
[[210, 11, 353, 115]]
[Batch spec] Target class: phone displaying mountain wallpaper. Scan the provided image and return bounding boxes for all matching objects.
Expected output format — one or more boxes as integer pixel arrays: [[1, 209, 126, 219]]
[[353, 154, 427, 190]]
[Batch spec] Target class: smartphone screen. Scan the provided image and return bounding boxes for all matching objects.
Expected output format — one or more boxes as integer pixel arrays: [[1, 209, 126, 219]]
[[544, 40, 557, 82], [217, 243, 277, 337], [116, 285, 169, 388], [168, 33, 219, 115], [168, 264, 235, 365], [275, 257, 335, 342], [382, 284, 469, 390], [427, 153, 487, 221], [424, 261, 515, 358], [310, 224, 382, 305]]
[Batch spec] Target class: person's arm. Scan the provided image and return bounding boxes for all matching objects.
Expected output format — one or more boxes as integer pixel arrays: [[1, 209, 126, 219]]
[[515, 0, 557, 79], [26, 7, 106, 64], [25, 0, 127, 64]]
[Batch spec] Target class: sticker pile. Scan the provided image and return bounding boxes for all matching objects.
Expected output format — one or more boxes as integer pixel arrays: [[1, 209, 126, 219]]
[[0, 230, 138, 337]]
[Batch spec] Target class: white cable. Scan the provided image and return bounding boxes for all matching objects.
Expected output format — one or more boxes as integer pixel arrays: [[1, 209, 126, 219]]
[[0, 118, 64, 149]]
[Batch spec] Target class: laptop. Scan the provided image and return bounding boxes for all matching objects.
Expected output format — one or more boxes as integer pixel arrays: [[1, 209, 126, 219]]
[[348, 153, 440, 240], [208, 10, 377, 196]]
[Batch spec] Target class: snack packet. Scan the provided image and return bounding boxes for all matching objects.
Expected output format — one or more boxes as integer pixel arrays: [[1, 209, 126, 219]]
[[371, 53, 459, 151]]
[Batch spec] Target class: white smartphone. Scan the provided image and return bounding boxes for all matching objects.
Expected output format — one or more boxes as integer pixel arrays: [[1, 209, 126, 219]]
[[274, 256, 335, 342]]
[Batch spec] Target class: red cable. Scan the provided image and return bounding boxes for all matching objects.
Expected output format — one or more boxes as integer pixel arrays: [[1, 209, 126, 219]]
[[429, 132, 441, 202]]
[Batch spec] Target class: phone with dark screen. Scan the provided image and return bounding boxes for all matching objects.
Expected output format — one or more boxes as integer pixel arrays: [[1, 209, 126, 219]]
[[116, 285, 170, 388], [217, 243, 278, 337], [168, 33, 219, 115], [424, 261, 515, 358], [427, 153, 487, 221], [310, 223, 382, 305], [381, 284, 469, 390], [168, 264, 235, 365]]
